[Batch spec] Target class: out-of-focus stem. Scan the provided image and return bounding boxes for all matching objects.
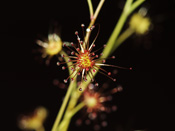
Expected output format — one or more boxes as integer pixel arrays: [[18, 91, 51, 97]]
[[37, 126, 45, 131], [77, 0, 145, 95], [111, 28, 134, 54], [102, 0, 145, 58], [129, 0, 145, 14], [102, 11, 129, 58]]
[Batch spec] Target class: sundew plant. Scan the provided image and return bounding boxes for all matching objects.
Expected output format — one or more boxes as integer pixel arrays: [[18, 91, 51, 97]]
[[18, 0, 151, 131]]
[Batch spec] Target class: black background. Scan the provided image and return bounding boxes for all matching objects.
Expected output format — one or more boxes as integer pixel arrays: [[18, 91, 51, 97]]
[[1, 0, 175, 131]]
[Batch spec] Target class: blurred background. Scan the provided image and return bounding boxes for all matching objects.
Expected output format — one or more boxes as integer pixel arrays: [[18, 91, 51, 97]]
[[1, 0, 175, 131]]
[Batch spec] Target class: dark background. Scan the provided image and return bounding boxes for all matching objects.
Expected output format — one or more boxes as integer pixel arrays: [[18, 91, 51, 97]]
[[1, 0, 175, 131]]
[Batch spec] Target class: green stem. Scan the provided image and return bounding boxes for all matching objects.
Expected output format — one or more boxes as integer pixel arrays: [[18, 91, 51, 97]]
[[60, 50, 73, 75], [129, 0, 145, 14], [51, 50, 76, 131], [84, 0, 105, 45], [37, 126, 45, 131], [58, 119, 71, 131], [69, 102, 85, 117], [111, 28, 134, 53], [124, 0, 133, 12], [87, 0, 94, 19], [92, 0, 105, 24], [52, 0, 145, 131], [88, 0, 105, 28], [63, 88, 80, 118], [102, 0, 145, 58], [79, 0, 145, 94], [102, 11, 129, 58], [58, 102, 85, 131], [57, 89, 80, 131], [51, 81, 76, 131], [55, 1, 106, 128], [57, 118, 70, 131]]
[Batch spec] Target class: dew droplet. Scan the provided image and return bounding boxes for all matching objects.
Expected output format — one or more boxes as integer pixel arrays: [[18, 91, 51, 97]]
[[117, 86, 123, 92], [112, 56, 115, 59], [77, 48, 80, 51], [70, 42, 74, 46], [108, 72, 111, 76], [93, 69, 96, 72], [56, 62, 60, 66], [81, 24, 85, 27], [95, 83, 99, 86], [86, 28, 90, 32], [63, 79, 67, 83], [75, 31, 78, 35]]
